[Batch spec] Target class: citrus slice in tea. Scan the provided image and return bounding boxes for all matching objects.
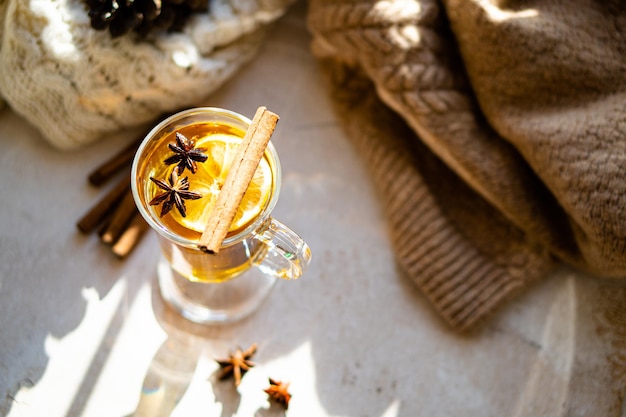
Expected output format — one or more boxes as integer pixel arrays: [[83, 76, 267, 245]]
[[169, 132, 273, 235]]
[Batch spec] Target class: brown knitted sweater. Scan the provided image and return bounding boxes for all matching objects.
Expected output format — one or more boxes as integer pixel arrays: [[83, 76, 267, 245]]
[[307, 0, 626, 331]]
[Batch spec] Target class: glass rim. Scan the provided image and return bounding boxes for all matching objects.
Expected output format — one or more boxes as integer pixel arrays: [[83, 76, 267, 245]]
[[130, 107, 282, 249]]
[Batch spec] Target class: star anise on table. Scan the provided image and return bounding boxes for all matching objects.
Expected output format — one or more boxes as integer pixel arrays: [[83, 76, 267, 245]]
[[264, 378, 291, 409], [149, 170, 201, 217], [164, 132, 208, 174], [215, 343, 257, 386]]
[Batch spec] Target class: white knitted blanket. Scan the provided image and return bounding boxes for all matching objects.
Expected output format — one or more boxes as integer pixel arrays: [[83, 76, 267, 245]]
[[0, 0, 292, 149]]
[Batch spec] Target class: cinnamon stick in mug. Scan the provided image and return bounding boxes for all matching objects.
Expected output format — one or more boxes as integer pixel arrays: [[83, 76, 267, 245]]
[[197, 106, 279, 254]]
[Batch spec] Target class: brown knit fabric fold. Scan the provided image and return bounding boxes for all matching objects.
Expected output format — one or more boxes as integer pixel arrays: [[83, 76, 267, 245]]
[[317, 61, 554, 330], [307, 0, 626, 330]]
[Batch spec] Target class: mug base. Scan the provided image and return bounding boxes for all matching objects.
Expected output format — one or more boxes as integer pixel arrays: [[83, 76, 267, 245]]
[[157, 257, 276, 324]]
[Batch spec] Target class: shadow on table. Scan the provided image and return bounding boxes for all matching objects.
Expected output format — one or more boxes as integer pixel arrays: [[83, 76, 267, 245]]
[[124, 280, 288, 417], [127, 331, 287, 417], [117, 249, 441, 417], [124, 337, 198, 417], [0, 225, 137, 417], [0, 107, 153, 416]]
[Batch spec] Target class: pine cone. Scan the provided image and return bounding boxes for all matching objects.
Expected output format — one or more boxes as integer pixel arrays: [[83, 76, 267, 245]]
[[84, 0, 208, 39]]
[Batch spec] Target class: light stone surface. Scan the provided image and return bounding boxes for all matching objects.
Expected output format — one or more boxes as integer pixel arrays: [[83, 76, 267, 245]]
[[0, 2, 624, 417]]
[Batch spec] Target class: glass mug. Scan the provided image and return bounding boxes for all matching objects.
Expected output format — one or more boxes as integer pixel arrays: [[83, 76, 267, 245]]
[[131, 107, 311, 323]]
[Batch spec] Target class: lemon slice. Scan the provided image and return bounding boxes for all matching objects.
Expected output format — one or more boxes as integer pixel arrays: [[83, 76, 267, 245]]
[[169, 133, 273, 234]]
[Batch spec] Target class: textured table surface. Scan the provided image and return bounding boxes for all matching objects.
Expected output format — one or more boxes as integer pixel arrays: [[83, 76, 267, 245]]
[[1, 3, 625, 416]]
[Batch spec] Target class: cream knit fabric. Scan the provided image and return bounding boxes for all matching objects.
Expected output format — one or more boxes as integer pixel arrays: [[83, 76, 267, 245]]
[[0, 0, 292, 149]]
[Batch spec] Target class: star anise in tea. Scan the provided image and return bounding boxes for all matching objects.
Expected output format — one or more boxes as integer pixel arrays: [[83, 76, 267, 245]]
[[164, 132, 208, 174], [215, 343, 257, 386], [264, 378, 291, 409], [149, 170, 201, 217]]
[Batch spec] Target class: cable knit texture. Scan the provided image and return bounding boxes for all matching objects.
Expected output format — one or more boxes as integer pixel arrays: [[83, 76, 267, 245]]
[[0, 0, 292, 149], [308, 0, 626, 330]]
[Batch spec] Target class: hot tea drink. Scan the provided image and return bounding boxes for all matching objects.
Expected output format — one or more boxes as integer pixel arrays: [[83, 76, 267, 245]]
[[131, 107, 310, 323]]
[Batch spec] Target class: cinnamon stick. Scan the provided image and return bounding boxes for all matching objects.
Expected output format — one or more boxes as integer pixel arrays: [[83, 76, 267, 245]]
[[77, 174, 130, 234], [101, 189, 138, 244], [198, 106, 279, 254], [97, 212, 112, 237], [112, 213, 149, 258], [88, 137, 143, 186]]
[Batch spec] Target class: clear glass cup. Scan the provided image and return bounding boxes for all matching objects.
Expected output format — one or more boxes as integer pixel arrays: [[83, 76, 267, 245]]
[[131, 107, 311, 323]]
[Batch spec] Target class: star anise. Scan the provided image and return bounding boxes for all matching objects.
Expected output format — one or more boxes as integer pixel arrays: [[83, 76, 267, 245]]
[[149, 170, 201, 217], [164, 132, 208, 174], [264, 378, 291, 409], [215, 343, 257, 386]]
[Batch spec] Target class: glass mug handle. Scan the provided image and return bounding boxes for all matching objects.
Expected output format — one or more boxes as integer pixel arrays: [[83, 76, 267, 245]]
[[252, 218, 312, 280]]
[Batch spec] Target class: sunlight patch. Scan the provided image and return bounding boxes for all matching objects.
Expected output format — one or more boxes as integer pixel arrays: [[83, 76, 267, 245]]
[[9, 279, 126, 417]]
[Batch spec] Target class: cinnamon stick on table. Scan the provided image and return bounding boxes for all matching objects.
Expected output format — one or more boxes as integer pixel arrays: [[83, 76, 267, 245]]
[[112, 213, 149, 258], [77, 174, 131, 234], [101, 189, 138, 244], [198, 106, 279, 254], [88, 137, 142, 186]]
